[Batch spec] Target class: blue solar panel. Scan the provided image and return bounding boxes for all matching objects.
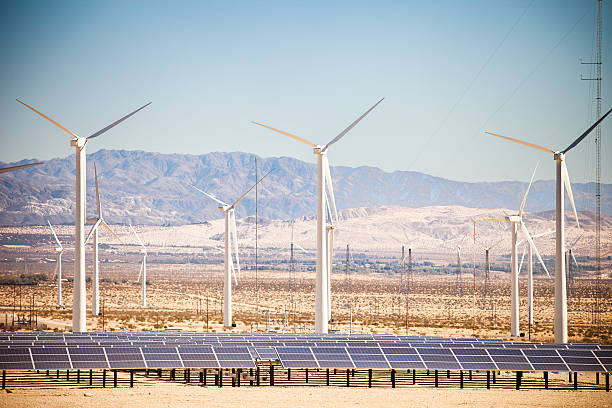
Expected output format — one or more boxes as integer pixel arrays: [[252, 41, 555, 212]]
[[105, 347, 146, 369]]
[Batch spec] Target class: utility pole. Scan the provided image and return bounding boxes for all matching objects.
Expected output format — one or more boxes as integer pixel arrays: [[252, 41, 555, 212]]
[[581, 0, 603, 334]]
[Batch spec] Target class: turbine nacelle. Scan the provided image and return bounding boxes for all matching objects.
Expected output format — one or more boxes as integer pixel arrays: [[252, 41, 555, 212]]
[[70, 137, 87, 148], [506, 215, 521, 223]]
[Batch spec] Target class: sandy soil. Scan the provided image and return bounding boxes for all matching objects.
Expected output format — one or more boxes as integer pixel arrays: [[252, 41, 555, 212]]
[[1, 386, 610, 408]]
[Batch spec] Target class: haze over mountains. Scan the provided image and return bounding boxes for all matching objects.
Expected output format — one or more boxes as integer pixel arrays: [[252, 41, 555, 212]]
[[0, 149, 610, 226]]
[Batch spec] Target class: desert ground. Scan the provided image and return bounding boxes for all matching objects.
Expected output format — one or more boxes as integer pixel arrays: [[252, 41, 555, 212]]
[[1, 212, 610, 340], [2, 386, 611, 408], [0, 211, 610, 407]]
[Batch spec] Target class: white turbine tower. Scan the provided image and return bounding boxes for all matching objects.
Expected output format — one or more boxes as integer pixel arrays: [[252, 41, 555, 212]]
[[252, 98, 384, 333], [129, 223, 147, 307], [517, 229, 554, 328], [192, 169, 274, 327], [482, 162, 549, 337], [0, 162, 43, 174], [84, 163, 123, 316], [47, 220, 64, 306], [17, 99, 151, 332], [486, 107, 612, 342]]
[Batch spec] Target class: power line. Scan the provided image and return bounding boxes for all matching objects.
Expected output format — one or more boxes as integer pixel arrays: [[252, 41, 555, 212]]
[[406, 0, 535, 171]]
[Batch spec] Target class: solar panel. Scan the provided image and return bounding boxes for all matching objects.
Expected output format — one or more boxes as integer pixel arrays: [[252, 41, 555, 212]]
[[141, 346, 182, 369], [105, 347, 146, 369], [276, 347, 318, 369], [0, 348, 34, 370], [68, 347, 108, 369], [311, 347, 354, 369], [213, 346, 255, 368]]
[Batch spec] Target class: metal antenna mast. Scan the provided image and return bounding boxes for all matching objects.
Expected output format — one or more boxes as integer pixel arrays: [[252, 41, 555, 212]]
[[581, 0, 603, 332], [289, 222, 295, 324], [408, 247, 413, 296], [255, 158, 259, 330]]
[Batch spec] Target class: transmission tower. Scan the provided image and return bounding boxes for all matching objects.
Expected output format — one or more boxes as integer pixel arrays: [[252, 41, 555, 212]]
[[408, 247, 413, 296], [581, 0, 603, 332]]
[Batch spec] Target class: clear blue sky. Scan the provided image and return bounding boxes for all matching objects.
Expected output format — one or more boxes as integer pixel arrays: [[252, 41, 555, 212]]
[[0, 0, 609, 184]]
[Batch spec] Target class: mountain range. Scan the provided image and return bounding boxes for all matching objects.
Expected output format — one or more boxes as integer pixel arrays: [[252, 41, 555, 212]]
[[0, 149, 610, 226]]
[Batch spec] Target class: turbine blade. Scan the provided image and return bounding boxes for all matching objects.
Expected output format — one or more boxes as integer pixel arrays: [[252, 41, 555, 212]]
[[0, 162, 43, 174], [322, 97, 384, 152], [230, 255, 238, 286], [562, 107, 612, 154], [533, 229, 555, 239], [328, 228, 335, 271], [86, 102, 151, 139], [251, 121, 317, 147], [294, 243, 309, 254], [561, 161, 580, 229], [520, 222, 550, 277], [324, 158, 338, 224], [192, 185, 229, 207], [47, 220, 62, 249], [16, 99, 79, 139], [94, 162, 102, 218], [231, 168, 275, 209], [137, 260, 143, 283], [570, 251, 579, 269], [230, 210, 241, 280], [84, 218, 102, 245], [486, 132, 554, 154], [476, 218, 507, 223], [53, 259, 59, 281], [101, 220, 124, 244], [518, 245, 526, 274], [129, 222, 145, 248], [519, 161, 539, 217], [325, 194, 333, 225]]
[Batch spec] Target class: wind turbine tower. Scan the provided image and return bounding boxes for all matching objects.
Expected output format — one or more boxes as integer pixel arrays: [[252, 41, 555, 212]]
[[487, 106, 612, 342], [18, 99, 150, 331], [193, 169, 274, 327], [85, 163, 123, 316], [252, 98, 383, 333], [481, 162, 549, 337]]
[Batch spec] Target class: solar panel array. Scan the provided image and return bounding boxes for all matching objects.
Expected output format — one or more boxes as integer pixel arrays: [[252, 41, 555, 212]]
[[0, 333, 609, 372]]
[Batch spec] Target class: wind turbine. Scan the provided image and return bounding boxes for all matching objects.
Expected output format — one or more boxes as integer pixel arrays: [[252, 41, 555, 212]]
[[486, 107, 612, 342], [129, 223, 147, 307], [481, 162, 549, 337], [252, 98, 384, 333], [47, 220, 64, 306], [84, 163, 123, 316], [192, 169, 274, 327], [0, 162, 43, 174], [17, 98, 150, 332], [517, 229, 555, 328]]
